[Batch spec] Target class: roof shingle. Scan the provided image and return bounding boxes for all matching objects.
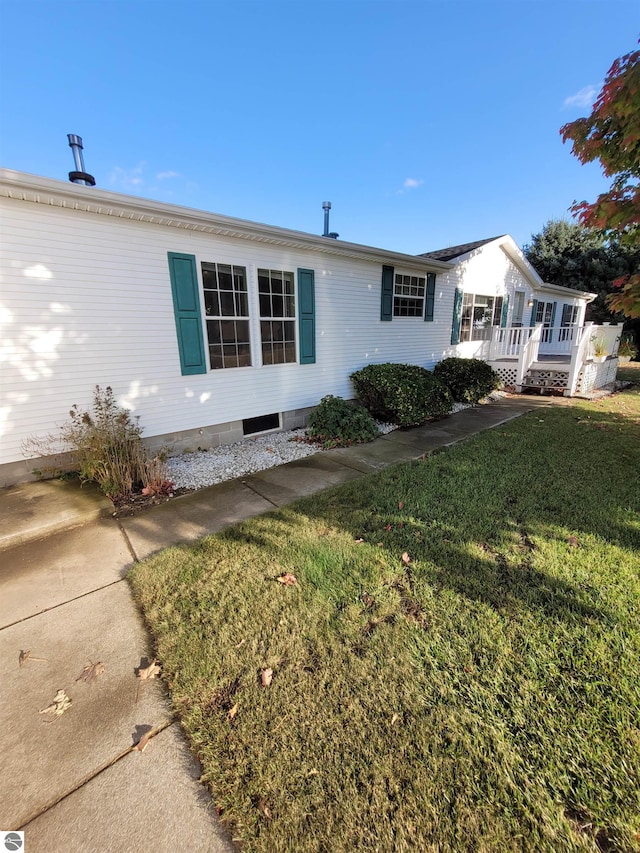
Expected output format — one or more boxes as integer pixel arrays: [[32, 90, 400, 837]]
[[418, 236, 505, 262]]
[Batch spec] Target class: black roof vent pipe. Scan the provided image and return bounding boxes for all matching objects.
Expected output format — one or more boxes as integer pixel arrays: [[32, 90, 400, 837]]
[[67, 134, 96, 186], [322, 201, 339, 238]]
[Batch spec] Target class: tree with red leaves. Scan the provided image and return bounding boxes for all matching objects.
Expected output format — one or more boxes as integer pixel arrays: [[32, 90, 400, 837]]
[[561, 46, 640, 318]]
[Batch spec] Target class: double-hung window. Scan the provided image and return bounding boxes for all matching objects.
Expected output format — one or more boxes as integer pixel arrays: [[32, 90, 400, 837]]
[[561, 304, 579, 327], [559, 304, 579, 342], [460, 294, 503, 342], [258, 268, 296, 364], [393, 273, 426, 317], [202, 262, 251, 369], [169, 254, 315, 374]]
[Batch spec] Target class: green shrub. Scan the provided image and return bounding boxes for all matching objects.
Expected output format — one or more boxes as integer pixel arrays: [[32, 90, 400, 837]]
[[433, 357, 501, 404], [349, 363, 453, 427], [306, 395, 380, 448]]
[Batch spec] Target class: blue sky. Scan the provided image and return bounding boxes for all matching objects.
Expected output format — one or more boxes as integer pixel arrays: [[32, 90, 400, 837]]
[[0, 0, 636, 254]]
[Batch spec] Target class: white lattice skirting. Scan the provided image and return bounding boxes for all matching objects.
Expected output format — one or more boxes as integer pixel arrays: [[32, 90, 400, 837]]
[[576, 359, 619, 395], [494, 366, 518, 386]]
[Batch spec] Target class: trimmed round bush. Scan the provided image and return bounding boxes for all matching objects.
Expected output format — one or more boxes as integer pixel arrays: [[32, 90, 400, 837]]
[[350, 363, 453, 427], [433, 357, 502, 404], [307, 395, 380, 448]]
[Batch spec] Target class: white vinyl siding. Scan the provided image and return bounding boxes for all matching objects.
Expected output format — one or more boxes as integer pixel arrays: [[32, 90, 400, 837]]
[[0, 195, 454, 466]]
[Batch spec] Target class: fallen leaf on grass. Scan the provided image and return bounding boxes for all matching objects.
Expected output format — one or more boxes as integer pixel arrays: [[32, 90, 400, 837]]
[[354, 537, 364, 544], [19, 649, 48, 667], [391, 713, 400, 725], [567, 536, 579, 547], [260, 668, 273, 688], [401, 552, 412, 565], [398, 501, 404, 510], [276, 572, 298, 586], [39, 689, 72, 717], [227, 703, 239, 722], [137, 659, 161, 680], [384, 524, 392, 532], [76, 661, 105, 684], [259, 799, 272, 820]]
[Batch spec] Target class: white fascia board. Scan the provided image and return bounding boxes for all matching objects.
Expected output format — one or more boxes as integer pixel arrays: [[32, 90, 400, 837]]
[[0, 169, 452, 274], [538, 281, 597, 302], [495, 236, 545, 288], [497, 237, 595, 301]]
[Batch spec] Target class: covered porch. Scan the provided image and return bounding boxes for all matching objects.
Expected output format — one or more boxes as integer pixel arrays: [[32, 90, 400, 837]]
[[485, 322, 623, 396]]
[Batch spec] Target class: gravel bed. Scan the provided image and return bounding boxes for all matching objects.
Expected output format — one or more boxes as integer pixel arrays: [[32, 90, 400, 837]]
[[166, 402, 477, 492], [167, 422, 397, 490]]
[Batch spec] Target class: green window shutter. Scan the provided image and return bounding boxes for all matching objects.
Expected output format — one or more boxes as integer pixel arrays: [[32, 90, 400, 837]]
[[529, 299, 538, 327], [500, 294, 509, 327], [381, 265, 394, 321], [451, 288, 463, 344], [167, 252, 207, 375], [424, 273, 436, 321], [298, 268, 316, 364]]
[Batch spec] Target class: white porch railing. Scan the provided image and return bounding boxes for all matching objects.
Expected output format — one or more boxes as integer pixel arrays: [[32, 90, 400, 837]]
[[490, 324, 587, 359], [539, 325, 585, 356], [489, 326, 533, 359], [516, 324, 543, 388]]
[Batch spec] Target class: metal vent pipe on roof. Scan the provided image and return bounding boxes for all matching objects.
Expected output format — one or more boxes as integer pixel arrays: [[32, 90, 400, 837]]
[[321, 201, 339, 239], [67, 134, 96, 186]]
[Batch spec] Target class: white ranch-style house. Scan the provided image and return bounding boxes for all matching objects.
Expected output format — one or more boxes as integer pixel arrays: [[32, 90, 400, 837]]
[[0, 168, 623, 487]]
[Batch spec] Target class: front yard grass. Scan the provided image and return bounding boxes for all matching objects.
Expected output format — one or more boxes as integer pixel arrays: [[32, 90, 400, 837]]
[[129, 386, 640, 852]]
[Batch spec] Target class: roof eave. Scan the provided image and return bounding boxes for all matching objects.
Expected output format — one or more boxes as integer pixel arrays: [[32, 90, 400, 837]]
[[0, 169, 452, 273], [539, 281, 597, 302]]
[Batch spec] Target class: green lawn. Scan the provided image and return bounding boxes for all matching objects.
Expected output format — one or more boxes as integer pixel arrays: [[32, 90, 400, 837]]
[[129, 384, 640, 853]]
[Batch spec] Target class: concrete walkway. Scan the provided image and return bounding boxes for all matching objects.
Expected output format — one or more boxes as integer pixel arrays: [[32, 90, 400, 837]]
[[0, 395, 553, 851]]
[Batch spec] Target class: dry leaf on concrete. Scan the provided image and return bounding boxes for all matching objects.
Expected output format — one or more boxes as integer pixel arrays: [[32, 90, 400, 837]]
[[76, 661, 105, 684], [137, 659, 161, 680], [260, 668, 273, 688], [18, 649, 47, 667], [276, 572, 297, 586], [39, 689, 72, 717]]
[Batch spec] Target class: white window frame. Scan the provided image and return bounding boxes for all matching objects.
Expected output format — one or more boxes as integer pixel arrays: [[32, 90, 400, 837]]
[[201, 261, 252, 370], [512, 290, 525, 327], [460, 293, 504, 342], [393, 272, 426, 318], [257, 267, 297, 366]]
